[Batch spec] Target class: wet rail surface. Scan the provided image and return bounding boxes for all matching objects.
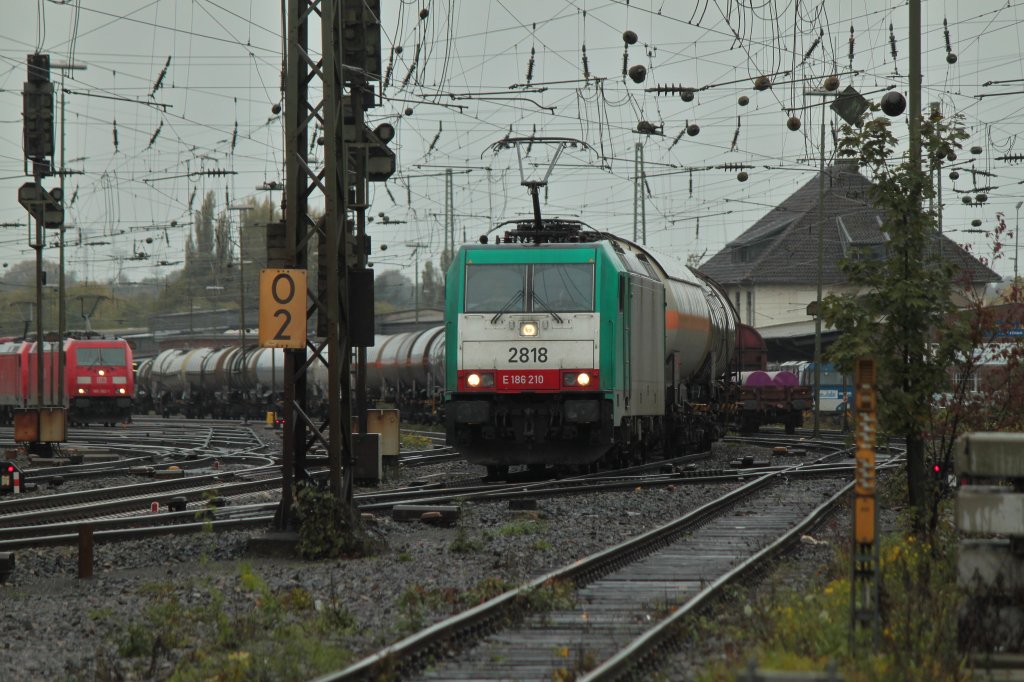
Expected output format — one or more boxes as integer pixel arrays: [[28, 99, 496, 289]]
[[420, 479, 844, 681], [314, 446, 865, 682]]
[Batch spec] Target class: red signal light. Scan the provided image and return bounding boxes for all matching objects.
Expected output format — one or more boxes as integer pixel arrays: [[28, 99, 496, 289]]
[[5, 465, 12, 473], [933, 464, 941, 473]]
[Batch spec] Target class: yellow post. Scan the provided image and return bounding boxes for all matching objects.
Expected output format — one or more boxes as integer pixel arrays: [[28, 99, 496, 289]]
[[851, 357, 879, 650]]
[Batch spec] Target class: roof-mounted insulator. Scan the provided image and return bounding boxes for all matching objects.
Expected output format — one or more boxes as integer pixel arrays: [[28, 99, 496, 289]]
[[582, 44, 590, 81], [526, 47, 535, 84], [848, 26, 855, 67]]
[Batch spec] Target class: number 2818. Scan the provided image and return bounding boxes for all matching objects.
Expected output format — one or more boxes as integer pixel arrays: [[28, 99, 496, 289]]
[[508, 347, 548, 363]]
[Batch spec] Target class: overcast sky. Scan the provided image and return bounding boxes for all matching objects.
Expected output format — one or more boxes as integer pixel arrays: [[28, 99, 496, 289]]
[[3, 0, 1024, 302]]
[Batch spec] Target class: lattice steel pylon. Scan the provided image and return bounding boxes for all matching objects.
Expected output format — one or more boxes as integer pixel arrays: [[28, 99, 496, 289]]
[[278, 0, 382, 527]]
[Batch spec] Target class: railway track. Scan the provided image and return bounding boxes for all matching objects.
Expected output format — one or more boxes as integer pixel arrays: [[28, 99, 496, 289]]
[[0, 422, 859, 554], [313, 445, 890, 682]]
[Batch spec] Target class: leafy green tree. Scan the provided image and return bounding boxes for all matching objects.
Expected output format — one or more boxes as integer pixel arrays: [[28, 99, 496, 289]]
[[374, 269, 413, 308], [419, 259, 444, 308], [185, 191, 219, 284], [820, 107, 970, 530]]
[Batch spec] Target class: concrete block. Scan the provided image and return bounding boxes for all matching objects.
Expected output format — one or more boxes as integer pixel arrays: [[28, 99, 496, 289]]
[[957, 487, 1024, 536], [956, 432, 1024, 479]]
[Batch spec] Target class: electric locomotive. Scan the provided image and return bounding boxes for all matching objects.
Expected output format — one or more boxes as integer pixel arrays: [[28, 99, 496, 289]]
[[0, 337, 134, 426], [445, 219, 738, 475]]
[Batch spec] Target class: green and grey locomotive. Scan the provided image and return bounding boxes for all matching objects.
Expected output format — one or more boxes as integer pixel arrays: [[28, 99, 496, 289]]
[[445, 220, 738, 476]]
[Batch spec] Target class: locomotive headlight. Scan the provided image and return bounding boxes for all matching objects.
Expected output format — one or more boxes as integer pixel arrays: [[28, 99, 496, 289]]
[[519, 321, 538, 337], [77, 388, 86, 395], [576, 372, 591, 387], [118, 388, 127, 395], [466, 372, 494, 388], [98, 370, 105, 376]]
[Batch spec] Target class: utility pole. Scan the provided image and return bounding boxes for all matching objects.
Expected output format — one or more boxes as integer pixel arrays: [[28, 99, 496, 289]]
[[279, 0, 389, 524], [444, 168, 454, 269], [406, 242, 427, 323], [1016, 202, 1022, 281], [803, 86, 840, 438], [18, 52, 67, 455], [633, 143, 646, 243], [908, 0, 922, 171], [54, 59, 86, 408], [229, 204, 253, 389]]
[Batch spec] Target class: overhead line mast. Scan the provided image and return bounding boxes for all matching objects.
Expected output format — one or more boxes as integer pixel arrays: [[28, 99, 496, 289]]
[[277, 0, 391, 529]]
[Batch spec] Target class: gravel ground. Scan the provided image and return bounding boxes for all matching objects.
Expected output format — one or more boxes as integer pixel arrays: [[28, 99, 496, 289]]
[[0, 438, 841, 681]]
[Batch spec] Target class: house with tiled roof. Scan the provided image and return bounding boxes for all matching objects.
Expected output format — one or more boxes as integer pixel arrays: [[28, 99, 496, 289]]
[[698, 159, 1000, 350]]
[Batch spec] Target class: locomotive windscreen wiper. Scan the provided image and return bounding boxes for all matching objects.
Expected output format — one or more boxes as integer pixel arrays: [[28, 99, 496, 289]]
[[490, 290, 525, 324], [530, 291, 564, 324]]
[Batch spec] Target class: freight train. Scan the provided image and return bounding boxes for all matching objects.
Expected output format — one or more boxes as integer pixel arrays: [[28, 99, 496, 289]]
[[134, 329, 446, 422], [0, 337, 134, 426], [136, 345, 294, 419], [445, 219, 738, 475], [133, 221, 807, 466]]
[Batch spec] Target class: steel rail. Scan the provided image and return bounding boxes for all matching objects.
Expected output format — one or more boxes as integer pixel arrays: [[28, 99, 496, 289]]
[[0, 468, 278, 526], [312, 471, 783, 682], [582, 456, 906, 680], [0, 508, 277, 550]]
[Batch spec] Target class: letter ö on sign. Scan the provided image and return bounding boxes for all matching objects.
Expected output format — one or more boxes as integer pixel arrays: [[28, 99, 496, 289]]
[[259, 268, 308, 349]]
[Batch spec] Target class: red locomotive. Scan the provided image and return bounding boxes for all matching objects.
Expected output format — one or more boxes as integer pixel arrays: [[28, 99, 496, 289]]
[[0, 338, 134, 426]]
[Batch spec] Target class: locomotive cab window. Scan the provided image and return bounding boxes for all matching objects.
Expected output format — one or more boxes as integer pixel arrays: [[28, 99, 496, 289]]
[[464, 263, 594, 313], [464, 264, 527, 313], [532, 263, 593, 312], [76, 347, 127, 366]]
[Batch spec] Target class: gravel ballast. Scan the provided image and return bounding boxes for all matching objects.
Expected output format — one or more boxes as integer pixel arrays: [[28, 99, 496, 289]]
[[0, 439, 843, 680]]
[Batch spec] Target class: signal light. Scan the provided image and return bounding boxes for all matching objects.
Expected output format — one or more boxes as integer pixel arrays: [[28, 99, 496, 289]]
[[933, 464, 941, 473], [6, 465, 13, 473], [373, 122, 395, 143]]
